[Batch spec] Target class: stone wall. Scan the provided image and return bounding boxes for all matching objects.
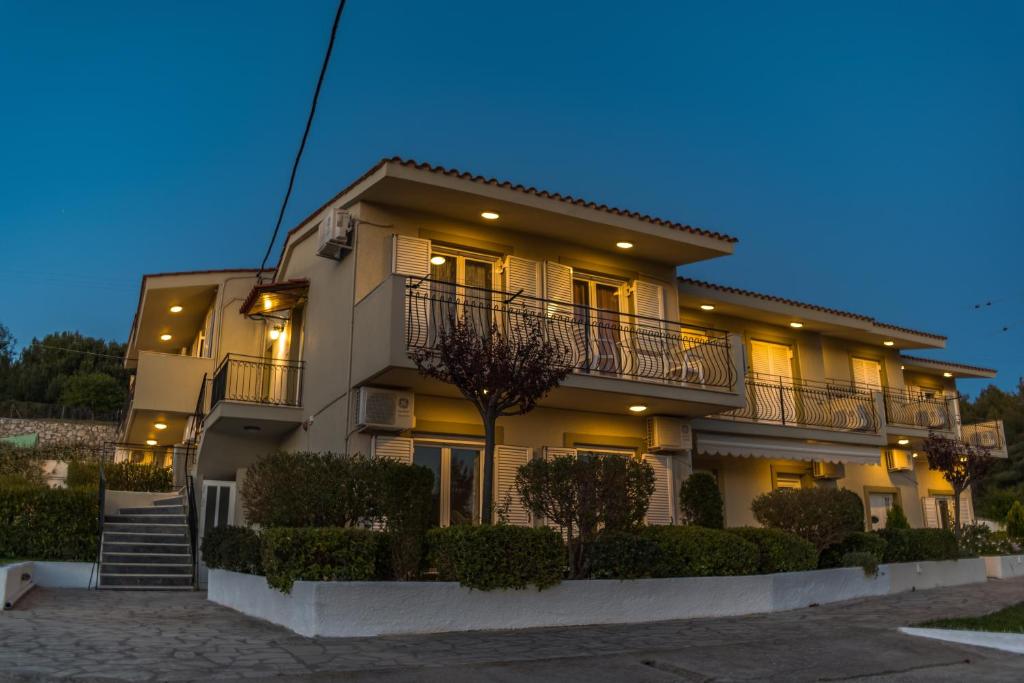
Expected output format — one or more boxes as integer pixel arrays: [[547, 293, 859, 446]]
[[0, 417, 117, 447]]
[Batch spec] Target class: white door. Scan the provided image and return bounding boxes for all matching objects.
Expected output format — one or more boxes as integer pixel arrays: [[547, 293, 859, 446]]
[[750, 340, 796, 424], [868, 492, 894, 530], [197, 479, 236, 587]]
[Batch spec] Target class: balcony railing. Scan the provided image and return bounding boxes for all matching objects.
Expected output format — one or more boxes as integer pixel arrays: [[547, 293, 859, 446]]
[[404, 278, 736, 390], [962, 420, 1005, 451], [882, 388, 955, 431], [211, 354, 304, 407], [716, 374, 880, 433]]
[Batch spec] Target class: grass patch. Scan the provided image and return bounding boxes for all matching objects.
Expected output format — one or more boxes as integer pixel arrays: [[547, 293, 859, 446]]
[[921, 602, 1024, 634]]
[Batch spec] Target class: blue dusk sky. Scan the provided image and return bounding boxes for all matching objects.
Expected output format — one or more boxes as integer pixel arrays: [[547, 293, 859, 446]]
[[2, 1, 1021, 396]]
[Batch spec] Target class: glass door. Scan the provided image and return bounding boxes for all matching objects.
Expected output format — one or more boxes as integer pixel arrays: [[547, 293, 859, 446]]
[[573, 277, 623, 375], [413, 443, 484, 527]]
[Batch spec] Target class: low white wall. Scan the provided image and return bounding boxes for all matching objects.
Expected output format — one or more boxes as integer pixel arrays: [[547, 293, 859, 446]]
[[984, 554, 1024, 579], [1, 562, 34, 609], [209, 558, 987, 638], [105, 490, 180, 516], [32, 562, 95, 588]]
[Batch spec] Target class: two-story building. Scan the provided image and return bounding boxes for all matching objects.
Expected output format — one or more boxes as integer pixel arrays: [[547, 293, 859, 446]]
[[120, 157, 1006, 558]]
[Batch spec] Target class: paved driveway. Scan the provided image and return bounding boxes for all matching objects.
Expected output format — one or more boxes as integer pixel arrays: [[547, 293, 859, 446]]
[[1, 578, 1023, 681]]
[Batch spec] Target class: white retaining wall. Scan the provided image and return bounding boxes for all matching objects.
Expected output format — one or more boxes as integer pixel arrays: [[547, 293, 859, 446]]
[[209, 557, 990, 638], [0, 561, 96, 609], [984, 554, 1024, 579]]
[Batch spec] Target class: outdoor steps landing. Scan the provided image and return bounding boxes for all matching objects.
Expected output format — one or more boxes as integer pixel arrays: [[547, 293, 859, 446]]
[[99, 494, 194, 591]]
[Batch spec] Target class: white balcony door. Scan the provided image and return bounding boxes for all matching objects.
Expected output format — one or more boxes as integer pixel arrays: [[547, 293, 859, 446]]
[[868, 492, 894, 530], [573, 278, 623, 375], [750, 340, 796, 423]]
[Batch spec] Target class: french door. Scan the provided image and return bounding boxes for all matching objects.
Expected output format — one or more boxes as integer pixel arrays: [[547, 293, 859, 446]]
[[573, 278, 622, 374], [429, 252, 495, 336], [750, 340, 797, 424], [413, 443, 485, 527]]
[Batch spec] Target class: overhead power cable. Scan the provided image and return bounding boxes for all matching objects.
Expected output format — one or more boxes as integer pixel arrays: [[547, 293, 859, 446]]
[[257, 0, 348, 278], [25, 342, 126, 361]]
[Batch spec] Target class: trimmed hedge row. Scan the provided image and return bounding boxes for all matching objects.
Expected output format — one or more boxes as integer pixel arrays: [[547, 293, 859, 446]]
[[426, 525, 565, 591], [727, 527, 818, 574], [641, 526, 759, 577], [201, 526, 262, 575], [262, 527, 379, 593], [66, 461, 174, 492], [0, 485, 98, 561], [876, 528, 959, 563]]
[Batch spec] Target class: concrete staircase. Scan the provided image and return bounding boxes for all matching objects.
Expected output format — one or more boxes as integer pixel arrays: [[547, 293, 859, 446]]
[[99, 494, 194, 590]]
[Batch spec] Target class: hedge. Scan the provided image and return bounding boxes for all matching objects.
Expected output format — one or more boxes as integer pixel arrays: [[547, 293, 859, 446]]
[[727, 527, 818, 574], [66, 461, 174, 492], [0, 485, 98, 561], [751, 487, 865, 551], [426, 525, 564, 591], [958, 523, 1015, 557], [818, 532, 887, 569], [261, 527, 379, 593], [585, 530, 661, 579], [842, 551, 879, 577], [201, 526, 262, 575], [678, 473, 724, 529], [876, 528, 959, 563], [641, 526, 758, 577]]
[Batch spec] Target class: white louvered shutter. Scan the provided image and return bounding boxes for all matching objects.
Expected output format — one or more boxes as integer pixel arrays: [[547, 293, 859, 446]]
[[371, 435, 414, 464], [392, 235, 431, 277], [851, 358, 883, 389], [643, 453, 674, 525], [543, 261, 577, 367], [502, 256, 542, 298], [921, 497, 939, 529], [750, 340, 795, 423], [630, 281, 668, 380], [494, 445, 532, 526], [958, 494, 975, 526], [631, 281, 666, 320], [544, 261, 573, 308]]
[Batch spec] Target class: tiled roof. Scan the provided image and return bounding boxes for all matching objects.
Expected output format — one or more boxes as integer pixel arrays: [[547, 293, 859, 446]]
[[900, 355, 997, 376], [679, 277, 947, 340]]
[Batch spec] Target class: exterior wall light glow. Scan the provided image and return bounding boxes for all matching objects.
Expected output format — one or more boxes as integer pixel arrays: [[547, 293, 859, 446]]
[[269, 326, 283, 341], [897, 438, 910, 446], [481, 211, 500, 220], [789, 322, 803, 328], [169, 305, 183, 313], [159, 334, 172, 341], [943, 372, 953, 378], [883, 340, 895, 347], [628, 405, 647, 413], [154, 422, 167, 430], [263, 298, 273, 311], [700, 304, 715, 311], [616, 241, 634, 249], [430, 255, 447, 266], [145, 439, 158, 446], [912, 452, 919, 458]]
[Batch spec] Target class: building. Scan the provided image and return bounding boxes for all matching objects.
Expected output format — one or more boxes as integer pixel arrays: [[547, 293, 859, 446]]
[[120, 157, 1006, 551]]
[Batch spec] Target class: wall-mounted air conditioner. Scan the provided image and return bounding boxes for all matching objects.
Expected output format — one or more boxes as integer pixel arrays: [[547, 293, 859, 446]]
[[812, 461, 845, 480], [316, 209, 356, 260], [884, 449, 913, 472], [645, 416, 692, 453], [354, 387, 414, 432]]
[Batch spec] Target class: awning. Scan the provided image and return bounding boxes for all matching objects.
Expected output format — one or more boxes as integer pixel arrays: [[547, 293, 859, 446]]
[[240, 279, 309, 316], [695, 432, 882, 465]]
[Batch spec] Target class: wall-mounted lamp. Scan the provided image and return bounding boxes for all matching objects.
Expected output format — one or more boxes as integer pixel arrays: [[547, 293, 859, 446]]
[[269, 325, 284, 341]]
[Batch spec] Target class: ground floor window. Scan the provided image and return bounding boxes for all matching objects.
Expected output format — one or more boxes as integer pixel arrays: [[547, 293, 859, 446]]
[[413, 442, 485, 527], [867, 491, 896, 530], [773, 472, 804, 490], [575, 446, 637, 462], [935, 496, 954, 530]]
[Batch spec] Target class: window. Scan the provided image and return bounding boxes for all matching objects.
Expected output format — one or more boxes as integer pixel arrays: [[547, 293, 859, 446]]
[[429, 249, 498, 334], [413, 442, 485, 527], [868, 492, 896, 530], [851, 357, 883, 389], [750, 340, 796, 422], [576, 446, 637, 462], [573, 275, 625, 374], [774, 472, 804, 491], [935, 496, 954, 530]]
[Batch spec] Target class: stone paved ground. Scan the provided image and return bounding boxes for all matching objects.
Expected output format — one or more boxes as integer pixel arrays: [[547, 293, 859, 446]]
[[1, 579, 1024, 681]]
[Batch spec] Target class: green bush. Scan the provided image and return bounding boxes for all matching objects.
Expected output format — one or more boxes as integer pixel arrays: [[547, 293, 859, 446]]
[[727, 527, 818, 574], [976, 487, 1024, 522], [261, 527, 379, 593], [0, 486, 98, 561], [0, 445, 45, 486], [751, 487, 865, 551], [426, 525, 564, 591], [201, 526, 262, 575], [678, 473, 724, 529], [884, 504, 910, 530], [367, 458, 434, 580], [1006, 501, 1024, 543], [877, 528, 959, 563], [842, 551, 879, 577], [641, 526, 758, 577], [585, 531, 661, 579], [958, 523, 1015, 557], [819, 532, 887, 569], [66, 461, 174, 492]]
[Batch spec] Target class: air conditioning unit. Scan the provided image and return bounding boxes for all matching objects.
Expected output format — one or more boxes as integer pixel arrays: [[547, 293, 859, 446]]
[[316, 209, 355, 260], [812, 461, 845, 480], [354, 387, 414, 432], [884, 449, 913, 472], [645, 416, 692, 453]]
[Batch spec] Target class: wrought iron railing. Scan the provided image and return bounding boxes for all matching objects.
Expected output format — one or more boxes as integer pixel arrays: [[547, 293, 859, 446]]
[[211, 354, 304, 407], [404, 277, 736, 390], [717, 373, 880, 433], [882, 388, 955, 431], [962, 420, 1005, 451], [184, 475, 200, 590]]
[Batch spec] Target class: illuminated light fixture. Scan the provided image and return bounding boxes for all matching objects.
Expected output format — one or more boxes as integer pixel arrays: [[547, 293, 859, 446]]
[[628, 405, 648, 413], [169, 305, 183, 313], [159, 333, 172, 341], [943, 372, 953, 378], [145, 439, 158, 446], [269, 325, 283, 341], [700, 304, 716, 311], [153, 422, 167, 431], [263, 297, 272, 311], [480, 211, 500, 220], [883, 340, 895, 347], [912, 452, 919, 458], [897, 438, 910, 446], [430, 255, 447, 266], [900, 365, 905, 370], [616, 241, 634, 249], [789, 322, 804, 329]]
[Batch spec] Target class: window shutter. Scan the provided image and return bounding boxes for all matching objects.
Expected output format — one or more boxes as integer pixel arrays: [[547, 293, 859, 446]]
[[631, 281, 665, 321], [643, 454, 674, 525], [494, 445, 532, 527], [921, 497, 939, 529], [501, 256, 541, 299], [372, 435, 414, 464], [851, 358, 882, 389], [392, 235, 431, 277], [543, 262, 573, 306], [959, 494, 974, 526], [750, 340, 793, 379]]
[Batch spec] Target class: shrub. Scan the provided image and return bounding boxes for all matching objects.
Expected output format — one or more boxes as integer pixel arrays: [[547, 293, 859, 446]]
[[842, 551, 879, 577], [0, 486, 98, 561], [261, 527, 378, 593], [958, 523, 1015, 557], [585, 531, 661, 579], [728, 527, 818, 574], [678, 473, 724, 529], [66, 461, 174, 492], [884, 504, 910, 530], [0, 445, 45, 486], [877, 528, 959, 563], [201, 526, 262, 575], [976, 487, 1024, 522], [366, 458, 434, 580], [818, 532, 887, 569], [751, 488, 864, 551], [426, 525, 564, 591], [641, 526, 758, 577], [1007, 501, 1024, 543]]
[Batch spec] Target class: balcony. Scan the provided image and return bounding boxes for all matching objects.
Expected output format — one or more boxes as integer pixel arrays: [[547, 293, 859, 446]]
[[962, 420, 1008, 457], [201, 354, 305, 440], [351, 276, 743, 416], [882, 388, 955, 434]]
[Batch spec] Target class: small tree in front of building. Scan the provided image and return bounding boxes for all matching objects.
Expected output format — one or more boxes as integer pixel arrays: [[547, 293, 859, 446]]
[[1006, 500, 1024, 544], [922, 432, 996, 539], [411, 308, 572, 523]]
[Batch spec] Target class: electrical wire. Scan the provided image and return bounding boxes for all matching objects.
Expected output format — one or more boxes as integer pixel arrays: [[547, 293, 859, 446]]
[[24, 342, 126, 361], [257, 0, 348, 278]]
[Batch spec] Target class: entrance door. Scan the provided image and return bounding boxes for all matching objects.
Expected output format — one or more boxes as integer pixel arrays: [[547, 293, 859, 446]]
[[412, 443, 484, 527], [198, 480, 236, 586], [750, 340, 796, 423], [869, 492, 894, 530]]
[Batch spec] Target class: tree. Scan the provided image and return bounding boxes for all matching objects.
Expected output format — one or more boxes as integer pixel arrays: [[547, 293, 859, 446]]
[[678, 472, 724, 528], [751, 488, 864, 551], [1007, 501, 1024, 544], [922, 432, 996, 538], [411, 308, 572, 522], [0, 322, 14, 400], [60, 372, 126, 415], [6, 331, 128, 405], [884, 503, 910, 530]]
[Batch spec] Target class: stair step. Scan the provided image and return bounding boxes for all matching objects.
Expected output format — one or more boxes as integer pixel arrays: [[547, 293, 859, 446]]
[[102, 552, 191, 565], [104, 522, 187, 534], [153, 497, 185, 507], [103, 542, 190, 554], [117, 506, 186, 516], [99, 584, 193, 591], [99, 574, 192, 588], [104, 531, 188, 544], [107, 514, 186, 524], [100, 563, 193, 575]]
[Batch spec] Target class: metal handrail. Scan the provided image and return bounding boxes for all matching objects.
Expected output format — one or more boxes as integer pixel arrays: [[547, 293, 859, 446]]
[[962, 420, 1005, 450], [882, 387, 956, 431], [92, 455, 107, 590], [404, 277, 736, 390], [211, 354, 304, 407], [184, 474, 200, 590]]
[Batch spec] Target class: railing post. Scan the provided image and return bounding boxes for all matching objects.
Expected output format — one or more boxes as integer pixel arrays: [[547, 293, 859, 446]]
[[778, 380, 786, 426]]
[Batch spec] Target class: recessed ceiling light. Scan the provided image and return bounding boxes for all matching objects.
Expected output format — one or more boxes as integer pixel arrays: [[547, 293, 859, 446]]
[[943, 372, 953, 378], [789, 322, 803, 329], [616, 241, 634, 249], [912, 452, 919, 458], [897, 438, 910, 446], [145, 439, 158, 446], [153, 422, 167, 430], [700, 304, 715, 311], [169, 305, 183, 313], [883, 340, 895, 347], [263, 298, 273, 311], [430, 255, 447, 266], [159, 333, 172, 341], [628, 405, 647, 413], [481, 211, 500, 220], [243, 425, 261, 432]]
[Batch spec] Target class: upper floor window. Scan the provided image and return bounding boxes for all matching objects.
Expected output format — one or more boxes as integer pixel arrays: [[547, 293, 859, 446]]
[[430, 249, 497, 290], [750, 340, 794, 381], [851, 357, 883, 389]]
